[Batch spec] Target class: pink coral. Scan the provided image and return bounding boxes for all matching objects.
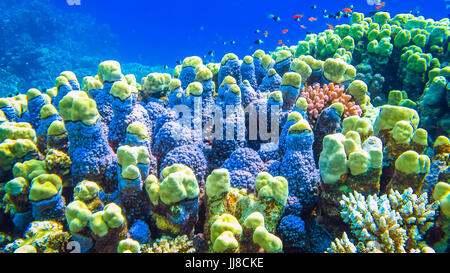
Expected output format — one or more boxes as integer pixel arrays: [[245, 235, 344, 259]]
[[300, 83, 362, 125]]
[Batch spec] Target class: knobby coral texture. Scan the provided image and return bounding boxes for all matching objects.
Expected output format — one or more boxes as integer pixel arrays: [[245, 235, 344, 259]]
[[0, 11, 449, 254]]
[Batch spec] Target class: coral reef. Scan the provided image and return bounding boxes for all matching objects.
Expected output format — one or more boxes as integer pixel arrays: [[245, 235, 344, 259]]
[[0, 9, 449, 254]]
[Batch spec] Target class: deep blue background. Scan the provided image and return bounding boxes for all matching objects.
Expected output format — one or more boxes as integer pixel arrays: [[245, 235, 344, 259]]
[[50, 0, 448, 66]]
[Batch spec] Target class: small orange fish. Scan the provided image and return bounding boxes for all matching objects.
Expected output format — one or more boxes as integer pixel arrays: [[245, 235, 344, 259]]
[[264, 30, 268, 38], [300, 25, 306, 29], [278, 40, 282, 44], [376, 2, 385, 9], [308, 17, 317, 21], [282, 29, 288, 34], [293, 14, 304, 19], [342, 8, 352, 13], [327, 24, 334, 30]]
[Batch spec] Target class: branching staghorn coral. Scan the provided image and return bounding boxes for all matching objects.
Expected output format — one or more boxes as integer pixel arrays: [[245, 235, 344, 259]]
[[328, 188, 439, 253]]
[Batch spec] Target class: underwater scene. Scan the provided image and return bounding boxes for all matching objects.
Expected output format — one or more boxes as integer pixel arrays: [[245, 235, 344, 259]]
[[0, 0, 449, 254]]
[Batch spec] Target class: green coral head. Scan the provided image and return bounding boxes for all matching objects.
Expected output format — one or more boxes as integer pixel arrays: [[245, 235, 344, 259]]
[[183, 56, 203, 68], [126, 121, 150, 140], [159, 164, 199, 205], [185, 82, 204, 97], [74, 180, 100, 202], [221, 53, 239, 66], [395, 150, 430, 174], [206, 168, 230, 198], [281, 72, 302, 89], [29, 174, 62, 202], [98, 60, 123, 83], [288, 120, 312, 136], [195, 65, 213, 82], [5, 177, 28, 196], [210, 214, 242, 244], [118, 238, 141, 253], [254, 172, 289, 205], [66, 200, 92, 233], [295, 97, 308, 112], [110, 81, 138, 101], [243, 212, 265, 231], [59, 91, 100, 126], [252, 226, 283, 253]]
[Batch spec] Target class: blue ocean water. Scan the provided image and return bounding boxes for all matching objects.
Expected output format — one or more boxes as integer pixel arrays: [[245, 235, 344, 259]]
[[48, 0, 448, 66]]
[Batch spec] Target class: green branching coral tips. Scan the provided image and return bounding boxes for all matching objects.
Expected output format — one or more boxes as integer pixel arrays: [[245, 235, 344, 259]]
[[206, 168, 230, 198], [89, 203, 125, 237], [159, 164, 200, 205], [29, 174, 62, 202], [110, 81, 138, 101], [118, 238, 140, 253], [254, 172, 288, 206], [65, 200, 92, 233], [127, 121, 150, 140], [59, 91, 100, 126], [98, 60, 123, 83], [253, 226, 283, 253]]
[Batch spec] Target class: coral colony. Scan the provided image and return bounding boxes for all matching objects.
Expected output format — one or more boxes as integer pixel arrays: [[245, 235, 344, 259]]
[[0, 11, 449, 254]]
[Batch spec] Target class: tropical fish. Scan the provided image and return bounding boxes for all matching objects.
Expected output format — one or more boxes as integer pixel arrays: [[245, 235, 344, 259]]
[[264, 30, 268, 38], [163, 65, 169, 69], [278, 40, 282, 44], [342, 8, 352, 13], [293, 14, 304, 19], [308, 17, 317, 21], [208, 50, 215, 57], [230, 41, 236, 45], [327, 24, 334, 30], [268, 14, 281, 21], [376, 2, 386, 9], [311, 4, 317, 9], [254, 29, 261, 34], [300, 25, 306, 29], [176, 60, 182, 65], [282, 29, 288, 34], [254, 39, 264, 44]]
